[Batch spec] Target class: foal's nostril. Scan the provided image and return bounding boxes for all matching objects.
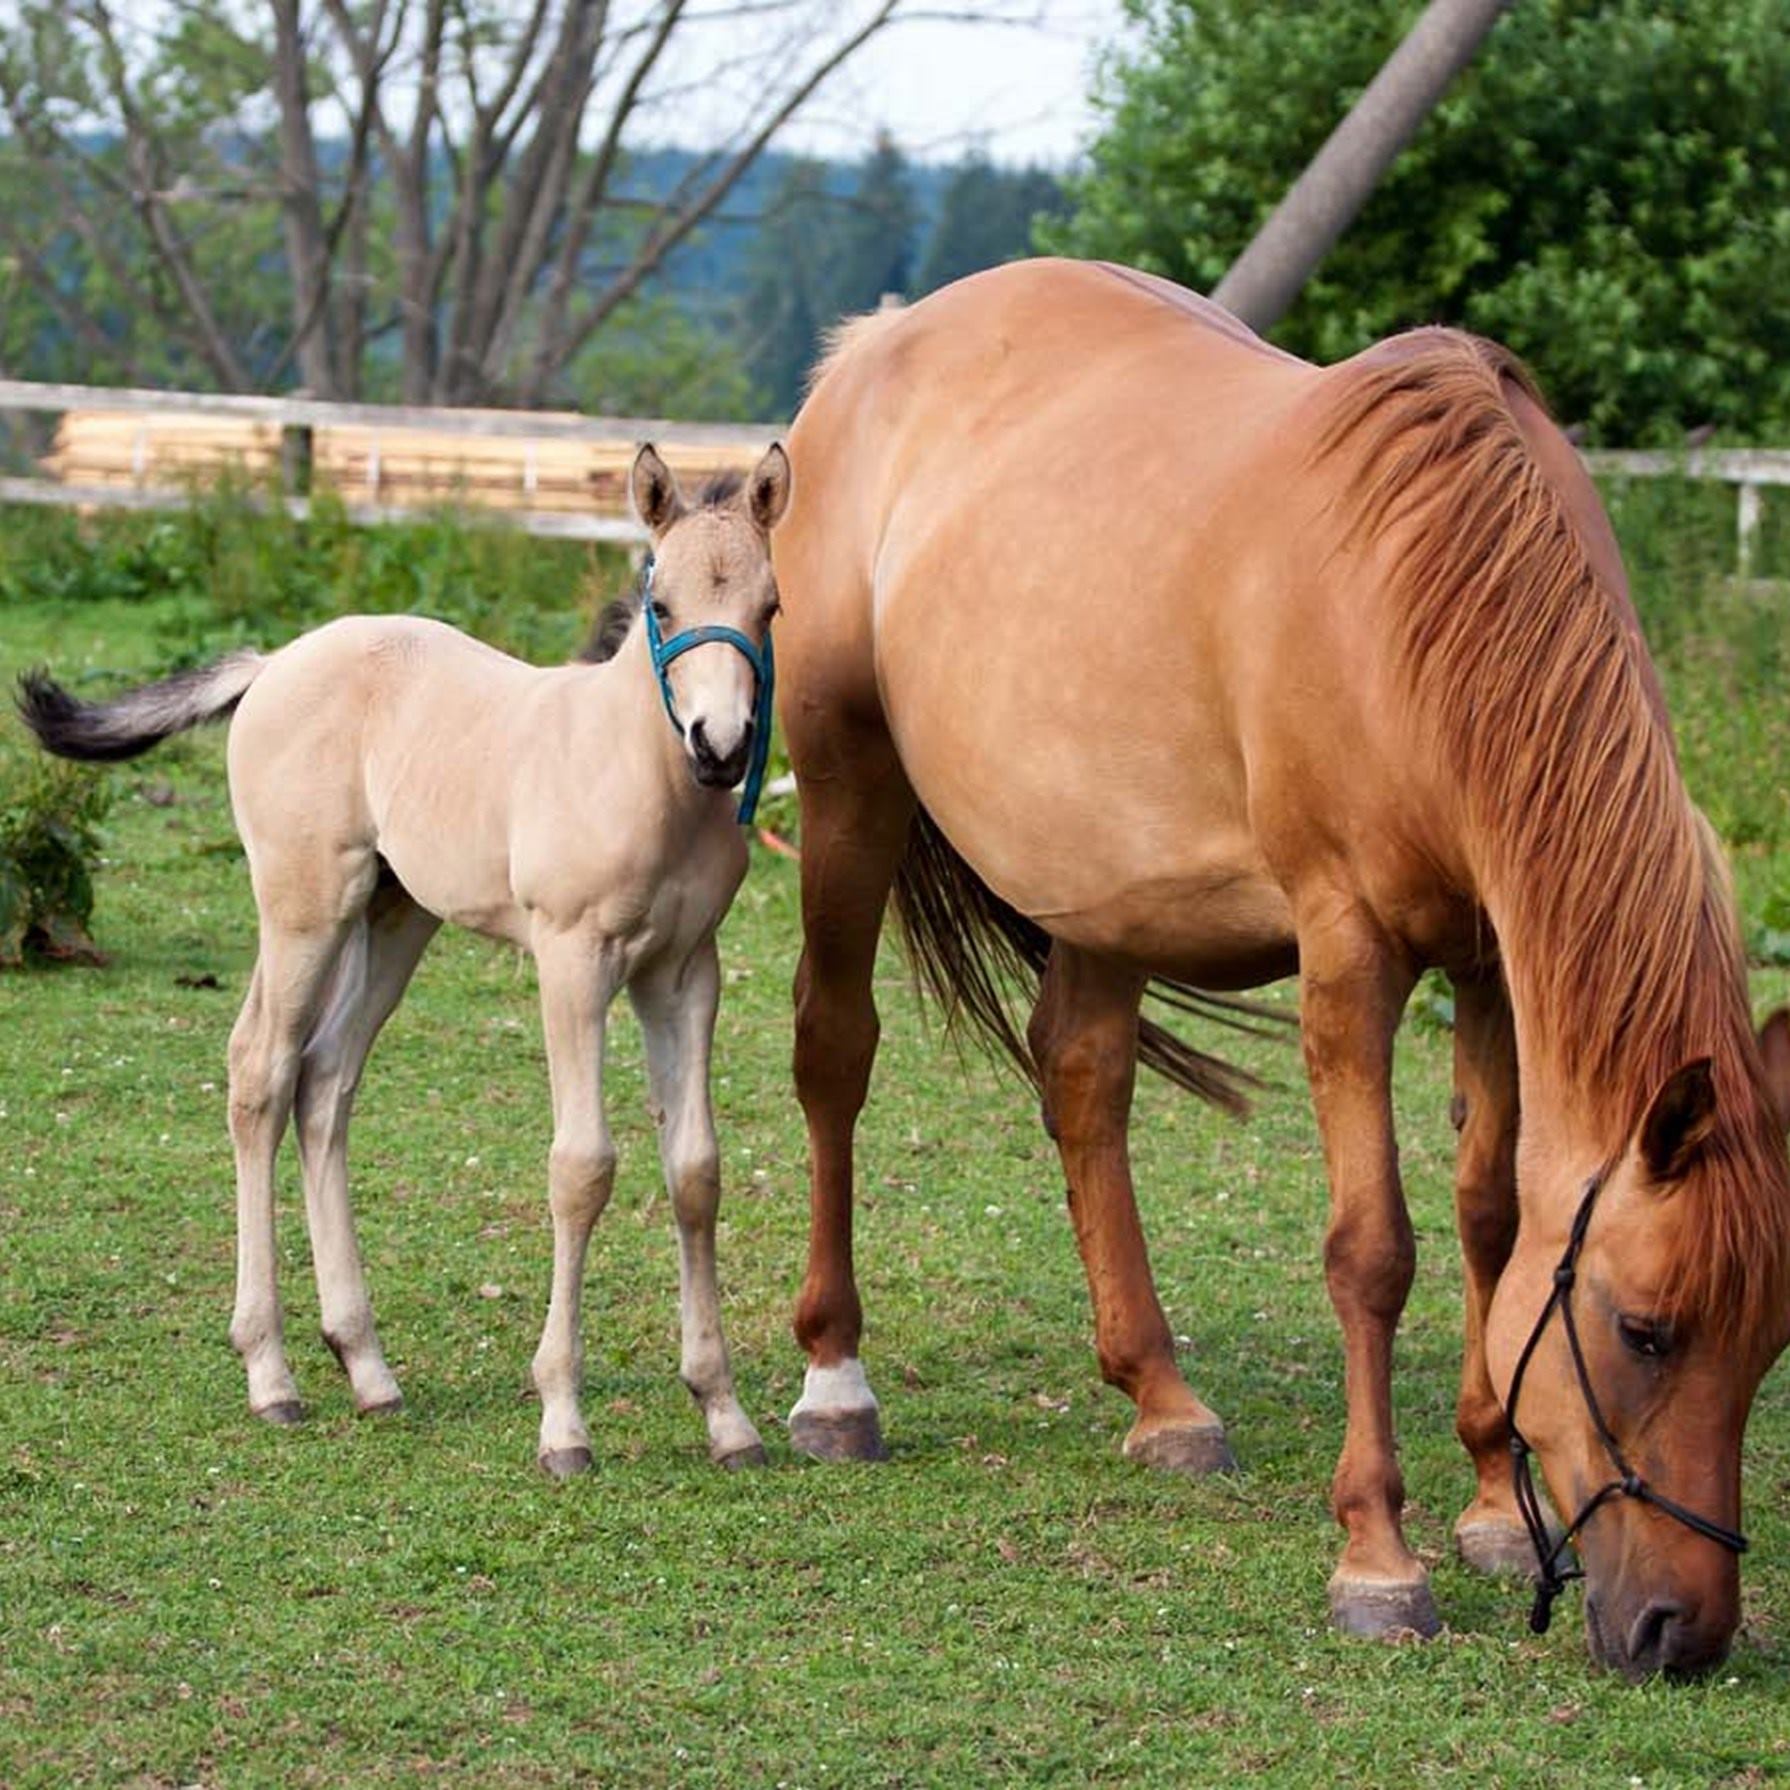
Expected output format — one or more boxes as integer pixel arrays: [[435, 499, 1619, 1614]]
[[689, 717, 710, 757]]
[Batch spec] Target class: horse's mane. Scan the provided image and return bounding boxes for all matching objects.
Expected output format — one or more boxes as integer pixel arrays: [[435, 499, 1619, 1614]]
[[1318, 330, 1790, 1344]]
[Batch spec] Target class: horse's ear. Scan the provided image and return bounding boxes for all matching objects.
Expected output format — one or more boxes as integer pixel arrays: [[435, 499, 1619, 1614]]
[[745, 442, 792, 534], [1639, 1058, 1719, 1183], [1758, 1009, 1790, 1133], [630, 443, 685, 538]]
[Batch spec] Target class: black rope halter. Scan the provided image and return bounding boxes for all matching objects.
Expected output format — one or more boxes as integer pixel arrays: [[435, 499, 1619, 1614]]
[[1505, 1168, 1749, 1635]]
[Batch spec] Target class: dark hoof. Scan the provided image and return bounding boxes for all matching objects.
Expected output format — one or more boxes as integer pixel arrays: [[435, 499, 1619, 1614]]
[[357, 1395, 405, 1419], [538, 1446, 593, 1481], [1123, 1422, 1239, 1477], [715, 1442, 768, 1471], [254, 1399, 305, 1427], [1457, 1518, 1547, 1581], [1329, 1576, 1443, 1641], [789, 1407, 888, 1463]]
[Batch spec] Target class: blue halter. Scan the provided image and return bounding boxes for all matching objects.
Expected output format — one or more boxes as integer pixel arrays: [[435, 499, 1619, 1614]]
[[640, 558, 776, 826]]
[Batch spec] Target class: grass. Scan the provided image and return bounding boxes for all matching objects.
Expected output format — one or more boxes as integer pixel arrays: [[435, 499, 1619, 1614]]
[[5, 515, 1790, 1786]]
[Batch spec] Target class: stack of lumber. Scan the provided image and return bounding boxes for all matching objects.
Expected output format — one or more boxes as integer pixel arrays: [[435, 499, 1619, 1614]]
[[46, 410, 767, 519]]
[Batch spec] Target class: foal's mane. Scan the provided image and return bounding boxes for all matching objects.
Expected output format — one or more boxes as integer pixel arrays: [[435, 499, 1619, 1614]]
[[1319, 331, 1790, 1342]]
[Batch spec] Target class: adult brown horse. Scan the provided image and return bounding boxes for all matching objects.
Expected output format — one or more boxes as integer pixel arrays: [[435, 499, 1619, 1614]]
[[771, 257, 1790, 1676]]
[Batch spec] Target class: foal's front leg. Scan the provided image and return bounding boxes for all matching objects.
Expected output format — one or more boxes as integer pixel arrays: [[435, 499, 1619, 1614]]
[[531, 928, 623, 1478], [631, 939, 765, 1468], [1297, 902, 1437, 1639]]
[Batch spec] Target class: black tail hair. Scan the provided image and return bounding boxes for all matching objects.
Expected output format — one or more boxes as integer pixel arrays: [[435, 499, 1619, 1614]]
[[16, 652, 264, 763], [890, 808, 1283, 1116]]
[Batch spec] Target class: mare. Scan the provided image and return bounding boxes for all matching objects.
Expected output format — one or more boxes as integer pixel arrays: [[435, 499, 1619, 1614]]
[[771, 258, 1790, 1674], [19, 443, 789, 1476]]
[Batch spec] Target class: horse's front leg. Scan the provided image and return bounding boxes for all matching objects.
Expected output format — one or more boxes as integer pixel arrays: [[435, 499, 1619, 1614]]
[[630, 937, 764, 1468], [1029, 944, 1236, 1475], [530, 928, 623, 1478], [1448, 971, 1555, 1576], [1297, 903, 1436, 1638]]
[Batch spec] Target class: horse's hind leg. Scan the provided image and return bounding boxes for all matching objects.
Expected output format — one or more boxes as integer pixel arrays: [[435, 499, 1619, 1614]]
[[228, 917, 358, 1423], [1028, 944, 1236, 1475], [1296, 901, 1437, 1639], [1448, 972, 1553, 1577], [294, 885, 440, 1415], [630, 938, 765, 1468], [786, 722, 915, 1462]]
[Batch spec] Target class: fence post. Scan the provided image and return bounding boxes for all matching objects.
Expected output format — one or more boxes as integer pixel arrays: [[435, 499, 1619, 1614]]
[[280, 390, 314, 498], [1737, 480, 1762, 580]]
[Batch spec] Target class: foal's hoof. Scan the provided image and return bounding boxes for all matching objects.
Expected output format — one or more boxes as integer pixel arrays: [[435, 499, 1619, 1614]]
[[1123, 1421, 1238, 1478], [1457, 1518, 1546, 1581], [789, 1407, 888, 1463], [715, 1442, 768, 1471], [254, 1399, 305, 1428], [538, 1446, 593, 1481], [1328, 1575, 1443, 1641]]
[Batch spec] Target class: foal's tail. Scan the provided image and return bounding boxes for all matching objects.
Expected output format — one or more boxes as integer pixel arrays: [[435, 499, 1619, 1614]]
[[16, 652, 266, 763], [891, 808, 1276, 1117]]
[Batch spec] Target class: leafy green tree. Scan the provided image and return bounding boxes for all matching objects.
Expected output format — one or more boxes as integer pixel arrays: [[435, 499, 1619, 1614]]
[[1045, 0, 1790, 443], [916, 158, 1066, 295]]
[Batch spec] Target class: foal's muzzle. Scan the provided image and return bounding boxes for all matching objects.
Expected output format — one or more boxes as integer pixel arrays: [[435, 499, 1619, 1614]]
[[689, 717, 754, 789]]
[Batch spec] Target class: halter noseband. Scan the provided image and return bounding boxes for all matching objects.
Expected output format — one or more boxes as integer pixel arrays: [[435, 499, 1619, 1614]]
[[641, 557, 776, 826], [1506, 1167, 1748, 1634]]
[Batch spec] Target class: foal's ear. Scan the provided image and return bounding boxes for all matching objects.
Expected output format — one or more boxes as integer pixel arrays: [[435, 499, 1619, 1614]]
[[1758, 1008, 1790, 1133], [1639, 1058, 1719, 1183], [745, 442, 792, 534], [629, 443, 686, 538]]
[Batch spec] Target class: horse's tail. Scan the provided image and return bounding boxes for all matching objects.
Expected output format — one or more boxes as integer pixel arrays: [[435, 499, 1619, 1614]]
[[16, 652, 267, 763], [890, 807, 1274, 1117]]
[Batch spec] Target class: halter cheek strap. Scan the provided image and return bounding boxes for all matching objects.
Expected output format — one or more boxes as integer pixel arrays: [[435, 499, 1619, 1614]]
[[641, 558, 777, 827], [1506, 1168, 1748, 1634]]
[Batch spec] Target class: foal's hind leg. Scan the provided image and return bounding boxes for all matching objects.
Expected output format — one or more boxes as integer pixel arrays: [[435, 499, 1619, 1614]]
[[293, 886, 440, 1415], [1448, 973, 1554, 1577], [786, 723, 915, 1462], [1029, 944, 1236, 1476], [631, 939, 765, 1468], [1296, 901, 1437, 1639], [228, 918, 358, 1422]]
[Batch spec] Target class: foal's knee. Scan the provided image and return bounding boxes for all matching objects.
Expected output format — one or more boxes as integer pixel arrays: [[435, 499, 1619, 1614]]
[[549, 1136, 616, 1225], [668, 1146, 722, 1229]]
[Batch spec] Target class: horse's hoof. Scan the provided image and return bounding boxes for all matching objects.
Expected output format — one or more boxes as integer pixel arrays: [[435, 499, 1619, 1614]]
[[255, 1399, 305, 1427], [789, 1407, 888, 1463], [1456, 1518, 1545, 1581], [1328, 1575, 1443, 1641], [1123, 1421, 1238, 1477], [715, 1442, 768, 1471], [357, 1394, 405, 1419], [538, 1446, 593, 1481]]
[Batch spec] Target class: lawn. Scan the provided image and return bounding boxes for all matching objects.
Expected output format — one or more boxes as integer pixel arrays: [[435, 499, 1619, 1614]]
[[4, 518, 1790, 1787]]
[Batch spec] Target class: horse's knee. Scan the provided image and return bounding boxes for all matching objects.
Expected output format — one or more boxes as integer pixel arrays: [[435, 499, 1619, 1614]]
[[1323, 1205, 1415, 1320], [793, 965, 879, 1116], [549, 1136, 616, 1224]]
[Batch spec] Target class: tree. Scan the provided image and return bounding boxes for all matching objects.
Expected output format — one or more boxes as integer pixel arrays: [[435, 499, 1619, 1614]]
[[0, 1, 984, 405], [1044, 0, 1790, 443], [915, 157, 1065, 295]]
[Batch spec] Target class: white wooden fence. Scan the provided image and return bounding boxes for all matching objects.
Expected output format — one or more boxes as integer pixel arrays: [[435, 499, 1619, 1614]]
[[0, 380, 1783, 572]]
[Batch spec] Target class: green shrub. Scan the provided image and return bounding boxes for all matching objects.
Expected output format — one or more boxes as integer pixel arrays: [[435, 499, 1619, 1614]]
[[0, 736, 111, 967]]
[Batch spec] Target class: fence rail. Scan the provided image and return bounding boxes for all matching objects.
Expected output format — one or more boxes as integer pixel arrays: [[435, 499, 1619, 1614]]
[[0, 380, 1782, 568]]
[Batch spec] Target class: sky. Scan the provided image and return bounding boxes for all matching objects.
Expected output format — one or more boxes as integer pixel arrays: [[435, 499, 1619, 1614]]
[[716, 2, 1131, 168]]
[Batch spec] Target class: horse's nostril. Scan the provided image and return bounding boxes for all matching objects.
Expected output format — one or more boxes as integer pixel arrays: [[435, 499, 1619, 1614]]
[[1628, 1599, 1687, 1672]]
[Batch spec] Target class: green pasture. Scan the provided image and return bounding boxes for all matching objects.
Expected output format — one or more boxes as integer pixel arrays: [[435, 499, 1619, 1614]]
[[4, 495, 1790, 1786]]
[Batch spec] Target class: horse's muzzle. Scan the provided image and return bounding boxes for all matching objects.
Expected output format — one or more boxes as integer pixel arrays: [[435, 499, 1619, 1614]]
[[1586, 1589, 1733, 1681]]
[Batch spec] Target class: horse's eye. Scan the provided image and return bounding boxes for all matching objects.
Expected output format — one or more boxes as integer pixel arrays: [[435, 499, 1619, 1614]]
[[1618, 1315, 1673, 1360]]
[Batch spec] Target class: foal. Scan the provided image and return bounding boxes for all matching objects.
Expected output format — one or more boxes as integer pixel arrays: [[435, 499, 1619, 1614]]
[[19, 442, 789, 1477]]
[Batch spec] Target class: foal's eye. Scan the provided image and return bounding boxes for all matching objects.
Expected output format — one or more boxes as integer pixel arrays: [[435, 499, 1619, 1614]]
[[650, 601, 671, 624], [1617, 1315, 1674, 1360]]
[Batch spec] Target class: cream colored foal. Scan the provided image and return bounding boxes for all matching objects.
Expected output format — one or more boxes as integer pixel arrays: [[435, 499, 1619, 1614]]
[[20, 443, 789, 1477]]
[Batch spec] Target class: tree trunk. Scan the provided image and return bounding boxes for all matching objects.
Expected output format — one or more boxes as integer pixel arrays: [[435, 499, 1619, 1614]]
[[1211, 0, 1511, 331]]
